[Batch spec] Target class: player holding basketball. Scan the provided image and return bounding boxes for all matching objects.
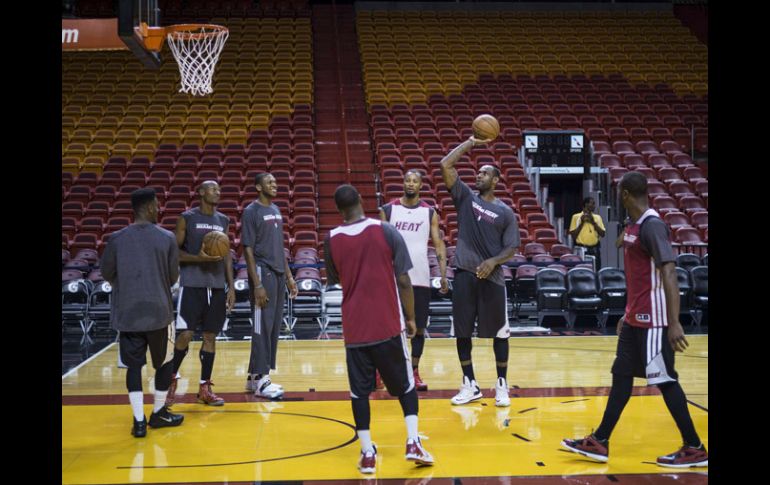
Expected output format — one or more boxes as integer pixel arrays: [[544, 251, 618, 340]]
[[561, 171, 708, 468], [325, 184, 434, 474], [379, 169, 448, 391], [241, 173, 298, 399], [100, 188, 183, 437], [440, 136, 520, 407], [166, 181, 235, 407]]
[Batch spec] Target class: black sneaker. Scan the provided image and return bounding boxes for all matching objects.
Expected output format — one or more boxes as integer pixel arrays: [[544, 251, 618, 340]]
[[148, 406, 184, 428], [131, 417, 147, 438]]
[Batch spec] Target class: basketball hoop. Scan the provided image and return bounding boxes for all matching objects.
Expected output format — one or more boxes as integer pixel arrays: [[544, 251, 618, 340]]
[[164, 24, 229, 96]]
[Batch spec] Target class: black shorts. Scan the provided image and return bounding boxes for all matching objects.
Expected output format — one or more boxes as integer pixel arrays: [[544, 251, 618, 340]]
[[413, 286, 432, 330], [451, 269, 510, 339], [346, 334, 415, 398], [176, 287, 227, 333], [120, 326, 174, 370], [611, 323, 679, 385]]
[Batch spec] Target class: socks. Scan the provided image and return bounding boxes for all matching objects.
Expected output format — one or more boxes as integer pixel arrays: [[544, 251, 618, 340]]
[[129, 391, 145, 421], [357, 430, 374, 453], [405, 415, 419, 441], [493, 338, 509, 380], [456, 337, 475, 382], [199, 350, 215, 382], [172, 346, 188, 375], [153, 390, 168, 413]]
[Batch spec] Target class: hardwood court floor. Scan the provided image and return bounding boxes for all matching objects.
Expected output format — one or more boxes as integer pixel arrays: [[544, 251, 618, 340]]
[[62, 336, 708, 484]]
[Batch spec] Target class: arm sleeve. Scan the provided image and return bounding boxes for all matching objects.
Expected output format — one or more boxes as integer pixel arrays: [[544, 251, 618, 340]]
[[639, 218, 677, 267], [240, 207, 257, 248], [323, 235, 340, 285], [382, 223, 414, 276]]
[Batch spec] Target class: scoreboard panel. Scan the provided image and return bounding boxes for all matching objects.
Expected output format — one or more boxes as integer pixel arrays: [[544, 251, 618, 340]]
[[523, 130, 587, 168]]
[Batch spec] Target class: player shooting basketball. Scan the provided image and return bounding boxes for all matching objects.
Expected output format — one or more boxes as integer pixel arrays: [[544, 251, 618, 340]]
[[440, 117, 521, 408]]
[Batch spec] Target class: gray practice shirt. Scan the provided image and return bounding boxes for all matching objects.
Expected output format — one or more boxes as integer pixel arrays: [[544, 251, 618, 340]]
[[100, 223, 179, 333], [179, 207, 229, 288], [450, 180, 520, 286], [240, 200, 286, 275]]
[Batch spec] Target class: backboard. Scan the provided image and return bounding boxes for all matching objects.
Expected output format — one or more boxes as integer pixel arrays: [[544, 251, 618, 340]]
[[117, 0, 162, 68]]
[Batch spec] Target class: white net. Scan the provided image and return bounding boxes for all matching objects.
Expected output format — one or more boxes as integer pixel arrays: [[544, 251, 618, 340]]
[[166, 25, 229, 96]]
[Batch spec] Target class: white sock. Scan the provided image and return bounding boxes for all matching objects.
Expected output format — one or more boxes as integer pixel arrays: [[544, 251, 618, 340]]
[[357, 430, 374, 453], [129, 391, 144, 421], [405, 415, 419, 441], [199, 380, 207, 385], [153, 390, 168, 413]]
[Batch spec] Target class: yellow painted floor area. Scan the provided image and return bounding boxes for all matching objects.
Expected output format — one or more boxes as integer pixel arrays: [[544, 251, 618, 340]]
[[62, 336, 708, 408], [63, 396, 708, 484], [62, 336, 708, 483]]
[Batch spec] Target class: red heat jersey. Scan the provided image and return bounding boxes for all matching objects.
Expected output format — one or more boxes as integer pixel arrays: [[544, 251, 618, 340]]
[[327, 219, 406, 345], [623, 209, 669, 328]]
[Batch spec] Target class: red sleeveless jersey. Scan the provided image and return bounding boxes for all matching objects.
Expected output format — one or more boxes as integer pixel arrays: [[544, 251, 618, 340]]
[[623, 209, 669, 329], [328, 219, 405, 345]]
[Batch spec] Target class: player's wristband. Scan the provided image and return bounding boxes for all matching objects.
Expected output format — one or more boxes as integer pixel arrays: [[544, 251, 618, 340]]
[[254, 283, 264, 289]]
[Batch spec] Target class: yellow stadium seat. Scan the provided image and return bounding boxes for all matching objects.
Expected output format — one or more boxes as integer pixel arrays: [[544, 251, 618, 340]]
[[205, 129, 227, 146], [226, 128, 249, 145], [160, 129, 183, 146], [81, 156, 105, 175]]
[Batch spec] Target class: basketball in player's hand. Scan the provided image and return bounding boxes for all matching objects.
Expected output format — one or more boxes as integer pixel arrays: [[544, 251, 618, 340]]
[[472, 114, 500, 141], [202, 230, 230, 258]]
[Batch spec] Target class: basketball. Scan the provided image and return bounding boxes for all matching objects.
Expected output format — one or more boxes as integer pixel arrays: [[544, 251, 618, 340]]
[[202, 230, 230, 258], [472, 114, 500, 141]]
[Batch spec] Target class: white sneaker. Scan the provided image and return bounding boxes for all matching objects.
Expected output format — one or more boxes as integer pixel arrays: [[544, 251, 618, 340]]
[[495, 377, 511, 407], [247, 375, 283, 392], [255, 375, 284, 399], [450, 376, 483, 405]]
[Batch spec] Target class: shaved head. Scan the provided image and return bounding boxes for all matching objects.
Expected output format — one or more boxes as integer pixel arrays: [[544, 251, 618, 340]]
[[479, 164, 501, 179]]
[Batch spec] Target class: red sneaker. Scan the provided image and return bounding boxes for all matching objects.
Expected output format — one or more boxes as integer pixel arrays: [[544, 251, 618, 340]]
[[165, 376, 179, 407], [657, 444, 708, 468], [357, 445, 377, 474], [561, 434, 609, 462], [197, 380, 225, 406], [413, 368, 428, 391], [405, 438, 434, 465], [374, 371, 385, 391]]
